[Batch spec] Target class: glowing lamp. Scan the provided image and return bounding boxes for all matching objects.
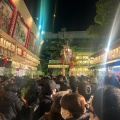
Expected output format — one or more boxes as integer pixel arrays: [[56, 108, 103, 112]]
[[105, 48, 109, 53]]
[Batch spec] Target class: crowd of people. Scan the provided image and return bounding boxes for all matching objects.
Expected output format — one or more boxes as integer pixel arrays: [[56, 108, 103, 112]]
[[0, 71, 120, 120]]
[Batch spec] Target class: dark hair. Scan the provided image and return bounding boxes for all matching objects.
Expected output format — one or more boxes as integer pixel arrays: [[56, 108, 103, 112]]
[[49, 96, 64, 120], [4, 83, 18, 93], [56, 75, 64, 84], [61, 93, 85, 118], [39, 75, 43, 78], [0, 113, 6, 120], [39, 77, 50, 86], [78, 81, 91, 101], [92, 85, 120, 120]]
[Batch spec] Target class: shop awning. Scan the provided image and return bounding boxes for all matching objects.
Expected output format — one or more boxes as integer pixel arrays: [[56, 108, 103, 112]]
[[89, 59, 120, 69]]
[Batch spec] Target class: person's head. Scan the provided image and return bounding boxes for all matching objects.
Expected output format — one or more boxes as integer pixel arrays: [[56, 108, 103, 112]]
[[43, 80, 60, 95], [4, 83, 18, 93], [92, 85, 120, 120], [9, 77, 15, 84], [56, 75, 64, 84], [38, 75, 43, 80], [59, 83, 70, 91], [61, 93, 86, 119], [49, 96, 63, 120], [40, 76, 51, 86], [78, 81, 91, 101]]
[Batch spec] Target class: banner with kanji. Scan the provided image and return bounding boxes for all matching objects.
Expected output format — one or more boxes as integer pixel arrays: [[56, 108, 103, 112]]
[[13, 12, 29, 46], [27, 32, 36, 54], [0, 0, 13, 33]]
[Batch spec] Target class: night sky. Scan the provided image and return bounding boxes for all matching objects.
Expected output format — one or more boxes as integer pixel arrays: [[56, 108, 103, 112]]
[[24, 0, 99, 33]]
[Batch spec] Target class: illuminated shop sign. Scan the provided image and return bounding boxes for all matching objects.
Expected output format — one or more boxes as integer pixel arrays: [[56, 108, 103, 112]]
[[93, 47, 120, 64], [48, 65, 69, 68]]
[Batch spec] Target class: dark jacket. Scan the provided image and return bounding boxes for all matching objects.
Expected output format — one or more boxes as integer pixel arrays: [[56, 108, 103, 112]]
[[66, 112, 89, 120], [104, 75, 120, 88], [39, 95, 54, 118], [59, 82, 70, 91], [69, 76, 77, 93], [39, 113, 64, 120], [0, 91, 23, 120]]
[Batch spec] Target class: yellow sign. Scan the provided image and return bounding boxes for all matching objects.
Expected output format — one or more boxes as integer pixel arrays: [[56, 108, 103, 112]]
[[48, 65, 69, 68]]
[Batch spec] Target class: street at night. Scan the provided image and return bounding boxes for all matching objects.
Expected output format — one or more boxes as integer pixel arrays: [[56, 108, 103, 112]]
[[0, 0, 120, 120]]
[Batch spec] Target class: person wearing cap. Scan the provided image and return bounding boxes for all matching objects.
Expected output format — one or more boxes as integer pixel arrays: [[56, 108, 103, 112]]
[[38, 80, 60, 118]]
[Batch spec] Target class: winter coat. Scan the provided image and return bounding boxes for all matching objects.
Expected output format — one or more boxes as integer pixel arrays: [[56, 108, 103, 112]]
[[0, 91, 23, 120], [39, 95, 54, 118], [69, 76, 77, 93], [39, 113, 64, 120], [66, 113, 89, 120], [104, 75, 120, 88]]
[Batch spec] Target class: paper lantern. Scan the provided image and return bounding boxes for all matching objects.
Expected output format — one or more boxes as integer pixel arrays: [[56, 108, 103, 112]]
[[21, 50, 25, 56], [3, 58, 7, 66]]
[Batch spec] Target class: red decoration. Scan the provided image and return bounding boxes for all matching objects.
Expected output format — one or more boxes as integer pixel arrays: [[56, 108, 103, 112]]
[[61, 55, 65, 64], [16, 68, 19, 71], [21, 50, 25, 56], [3, 58, 7, 66], [70, 61, 74, 69]]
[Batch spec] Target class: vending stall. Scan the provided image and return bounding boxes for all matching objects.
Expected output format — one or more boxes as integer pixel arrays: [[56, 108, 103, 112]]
[[90, 39, 120, 78]]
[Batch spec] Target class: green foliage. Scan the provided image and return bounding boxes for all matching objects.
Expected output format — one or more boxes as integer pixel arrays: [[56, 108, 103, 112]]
[[95, 0, 119, 26], [19, 77, 36, 100], [87, 24, 103, 40], [52, 69, 62, 75], [35, 70, 44, 76], [87, 0, 120, 42], [2, 68, 12, 77], [39, 59, 48, 74], [41, 38, 66, 59], [40, 38, 66, 74], [20, 87, 30, 98]]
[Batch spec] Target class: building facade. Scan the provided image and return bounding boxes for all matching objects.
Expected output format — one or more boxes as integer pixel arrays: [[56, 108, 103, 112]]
[[0, 0, 40, 76], [90, 39, 120, 79]]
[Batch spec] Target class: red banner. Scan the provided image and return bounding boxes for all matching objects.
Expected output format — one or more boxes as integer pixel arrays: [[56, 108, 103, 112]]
[[8, 8, 18, 37]]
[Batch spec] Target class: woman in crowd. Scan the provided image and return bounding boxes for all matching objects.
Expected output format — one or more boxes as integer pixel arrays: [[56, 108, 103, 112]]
[[61, 93, 89, 120], [39, 96, 64, 120], [38, 79, 60, 118]]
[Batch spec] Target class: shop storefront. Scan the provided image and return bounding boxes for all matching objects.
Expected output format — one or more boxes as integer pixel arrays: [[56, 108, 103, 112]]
[[90, 39, 120, 78], [0, 30, 39, 76], [0, 0, 40, 76]]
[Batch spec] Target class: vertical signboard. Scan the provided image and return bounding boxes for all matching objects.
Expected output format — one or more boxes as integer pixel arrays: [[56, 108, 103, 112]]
[[13, 12, 29, 46], [27, 32, 36, 54]]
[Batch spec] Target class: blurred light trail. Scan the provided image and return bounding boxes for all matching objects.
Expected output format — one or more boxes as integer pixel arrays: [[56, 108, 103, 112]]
[[36, 0, 49, 56], [53, 0, 58, 32], [104, 3, 120, 64]]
